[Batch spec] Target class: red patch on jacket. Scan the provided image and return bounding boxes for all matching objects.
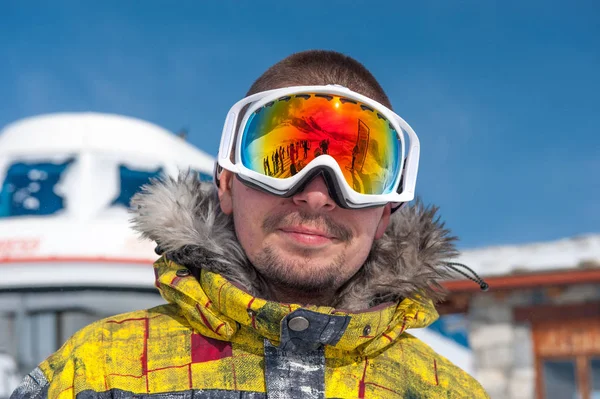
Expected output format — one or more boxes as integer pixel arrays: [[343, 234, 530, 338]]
[[190, 333, 232, 363]]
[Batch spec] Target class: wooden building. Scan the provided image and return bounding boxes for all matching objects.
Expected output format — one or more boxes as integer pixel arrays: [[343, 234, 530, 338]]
[[442, 234, 600, 399]]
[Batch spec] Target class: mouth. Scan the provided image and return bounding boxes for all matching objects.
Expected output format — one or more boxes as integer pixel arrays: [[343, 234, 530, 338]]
[[277, 225, 337, 246]]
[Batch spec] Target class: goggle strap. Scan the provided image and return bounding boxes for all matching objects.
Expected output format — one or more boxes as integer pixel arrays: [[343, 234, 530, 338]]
[[213, 162, 222, 188]]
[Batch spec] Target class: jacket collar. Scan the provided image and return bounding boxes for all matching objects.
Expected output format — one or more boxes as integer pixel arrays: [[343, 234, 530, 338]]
[[155, 255, 438, 354], [131, 172, 458, 312]]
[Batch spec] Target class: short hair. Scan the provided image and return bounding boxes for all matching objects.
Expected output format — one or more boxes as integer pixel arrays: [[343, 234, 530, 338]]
[[246, 50, 392, 109]]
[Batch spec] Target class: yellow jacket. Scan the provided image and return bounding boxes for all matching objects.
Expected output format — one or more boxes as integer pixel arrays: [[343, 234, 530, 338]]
[[12, 257, 488, 398]]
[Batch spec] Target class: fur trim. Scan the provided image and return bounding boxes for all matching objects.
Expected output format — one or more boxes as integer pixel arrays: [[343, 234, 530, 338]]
[[131, 173, 456, 311]]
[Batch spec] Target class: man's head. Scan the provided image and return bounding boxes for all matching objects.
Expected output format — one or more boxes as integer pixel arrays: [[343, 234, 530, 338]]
[[246, 50, 392, 109], [217, 50, 395, 303]]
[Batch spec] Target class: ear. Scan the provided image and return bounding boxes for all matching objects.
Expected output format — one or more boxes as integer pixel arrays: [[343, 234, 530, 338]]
[[217, 170, 234, 215], [374, 203, 392, 239]]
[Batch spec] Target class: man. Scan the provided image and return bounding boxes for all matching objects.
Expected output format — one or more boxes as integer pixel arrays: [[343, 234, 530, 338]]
[[12, 50, 489, 398], [289, 142, 297, 175]]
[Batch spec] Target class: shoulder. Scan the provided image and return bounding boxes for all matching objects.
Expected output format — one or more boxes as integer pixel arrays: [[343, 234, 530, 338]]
[[19, 304, 192, 397], [71, 304, 181, 341], [41, 304, 186, 375], [392, 332, 490, 398]]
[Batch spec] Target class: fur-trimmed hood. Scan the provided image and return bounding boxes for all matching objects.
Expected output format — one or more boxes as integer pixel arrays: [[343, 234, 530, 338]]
[[131, 173, 458, 312]]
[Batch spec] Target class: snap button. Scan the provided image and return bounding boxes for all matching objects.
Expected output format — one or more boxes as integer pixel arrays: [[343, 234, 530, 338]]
[[176, 269, 191, 277], [288, 316, 310, 332], [363, 325, 372, 336]]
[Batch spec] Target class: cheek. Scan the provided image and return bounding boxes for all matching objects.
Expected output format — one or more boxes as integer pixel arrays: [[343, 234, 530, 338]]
[[230, 182, 275, 259], [232, 211, 258, 255], [232, 197, 259, 254], [343, 210, 384, 259], [352, 208, 386, 240]]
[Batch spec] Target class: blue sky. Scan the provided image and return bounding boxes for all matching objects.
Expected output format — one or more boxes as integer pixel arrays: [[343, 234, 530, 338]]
[[1, 1, 598, 249]]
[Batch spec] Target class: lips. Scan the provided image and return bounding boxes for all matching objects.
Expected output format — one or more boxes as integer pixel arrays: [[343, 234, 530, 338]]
[[277, 225, 338, 246], [279, 226, 335, 239]]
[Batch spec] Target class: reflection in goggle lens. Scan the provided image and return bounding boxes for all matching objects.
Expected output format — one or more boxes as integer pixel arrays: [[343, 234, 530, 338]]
[[240, 94, 401, 195]]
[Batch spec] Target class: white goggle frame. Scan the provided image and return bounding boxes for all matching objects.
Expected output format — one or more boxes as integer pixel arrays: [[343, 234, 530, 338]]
[[216, 85, 420, 209]]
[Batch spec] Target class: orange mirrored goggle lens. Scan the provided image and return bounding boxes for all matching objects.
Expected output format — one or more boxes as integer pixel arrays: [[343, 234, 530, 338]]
[[239, 93, 402, 196]]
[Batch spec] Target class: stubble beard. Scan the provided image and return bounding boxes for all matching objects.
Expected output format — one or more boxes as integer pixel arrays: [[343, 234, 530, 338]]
[[253, 246, 347, 293], [254, 209, 353, 294]]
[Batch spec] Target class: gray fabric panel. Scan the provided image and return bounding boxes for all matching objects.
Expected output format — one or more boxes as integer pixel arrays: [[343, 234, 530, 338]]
[[264, 339, 325, 399], [76, 389, 266, 398], [9, 367, 49, 399]]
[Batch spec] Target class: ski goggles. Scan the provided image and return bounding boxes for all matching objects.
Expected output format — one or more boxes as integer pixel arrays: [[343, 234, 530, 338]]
[[216, 85, 420, 209]]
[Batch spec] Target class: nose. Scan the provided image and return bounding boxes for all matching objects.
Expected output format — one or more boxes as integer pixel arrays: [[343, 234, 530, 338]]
[[291, 175, 337, 212]]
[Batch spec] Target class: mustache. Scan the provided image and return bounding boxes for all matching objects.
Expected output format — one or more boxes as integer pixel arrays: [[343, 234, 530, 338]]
[[262, 210, 352, 242]]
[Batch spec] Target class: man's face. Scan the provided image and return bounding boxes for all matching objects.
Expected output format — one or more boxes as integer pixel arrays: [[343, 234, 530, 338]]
[[218, 171, 391, 295]]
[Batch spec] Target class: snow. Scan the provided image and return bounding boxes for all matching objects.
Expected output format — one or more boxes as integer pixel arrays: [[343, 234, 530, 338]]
[[407, 328, 473, 375], [456, 233, 600, 277]]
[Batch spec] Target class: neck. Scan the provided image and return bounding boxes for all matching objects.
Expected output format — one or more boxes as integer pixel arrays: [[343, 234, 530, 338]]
[[267, 286, 337, 307]]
